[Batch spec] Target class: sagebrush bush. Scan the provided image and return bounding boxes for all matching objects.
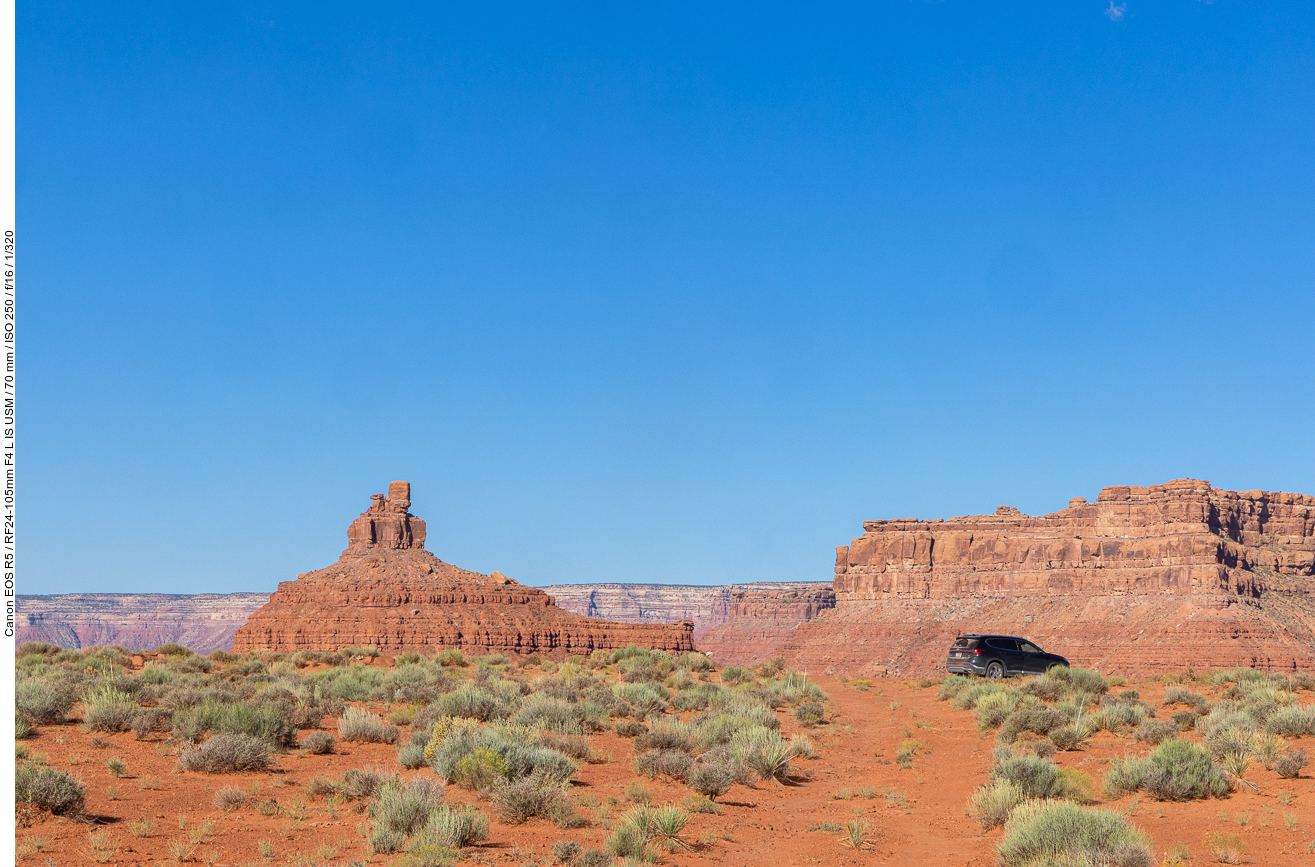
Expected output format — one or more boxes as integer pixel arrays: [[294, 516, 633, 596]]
[[1049, 666, 1108, 695], [967, 780, 1025, 830], [1162, 687, 1211, 714], [937, 675, 972, 702], [371, 776, 445, 837], [341, 766, 394, 800], [213, 786, 248, 812], [1134, 720, 1177, 746], [338, 707, 400, 744], [1105, 739, 1228, 801], [490, 769, 575, 825], [689, 763, 735, 800], [794, 701, 824, 727], [1265, 705, 1315, 738], [613, 720, 649, 738], [176, 733, 272, 773], [975, 691, 1021, 729], [424, 805, 489, 849], [1017, 675, 1064, 702], [1048, 725, 1090, 752], [15, 680, 77, 724], [16, 764, 86, 815], [84, 685, 138, 732], [996, 800, 1151, 867], [991, 753, 1062, 799], [1272, 749, 1307, 779], [634, 748, 695, 782], [302, 731, 335, 755], [398, 743, 428, 769]]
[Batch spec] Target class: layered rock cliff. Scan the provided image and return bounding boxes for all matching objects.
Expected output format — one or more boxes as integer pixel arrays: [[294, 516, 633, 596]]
[[543, 582, 828, 639], [697, 584, 835, 665], [17, 593, 269, 654], [780, 479, 1315, 678], [231, 482, 694, 656]]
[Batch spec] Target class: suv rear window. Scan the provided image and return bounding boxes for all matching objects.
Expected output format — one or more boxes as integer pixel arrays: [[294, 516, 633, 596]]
[[952, 638, 980, 649]]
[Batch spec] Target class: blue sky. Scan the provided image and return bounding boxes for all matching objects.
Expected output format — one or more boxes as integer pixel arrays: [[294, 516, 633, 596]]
[[21, 2, 1315, 594]]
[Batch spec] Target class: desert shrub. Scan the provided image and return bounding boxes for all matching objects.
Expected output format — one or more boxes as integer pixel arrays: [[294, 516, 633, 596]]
[[424, 805, 489, 848], [17, 641, 58, 657], [975, 691, 1022, 729], [302, 730, 335, 755], [1033, 740, 1056, 759], [677, 652, 715, 672], [794, 701, 825, 727], [1202, 831, 1246, 864], [634, 723, 697, 755], [213, 786, 248, 812], [730, 726, 794, 782], [1135, 720, 1178, 746], [967, 779, 1024, 831], [1169, 710, 1200, 731], [536, 732, 592, 761], [430, 724, 576, 787], [1106, 739, 1228, 801], [938, 674, 972, 702], [1090, 703, 1146, 733], [169, 698, 297, 747], [996, 799, 1151, 867], [634, 749, 695, 782], [1266, 705, 1315, 738], [451, 747, 511, 791], [1017, 675, 1064, 702], [605, 804, 688, 858], [1049, 666, 1108, 695], [992, 753, 1062, 799], [434, 649, 467, 667], [84, 685, 138, 732], [622, 665, 664, 684], [1000, 706, 1065, 743], [338, 707, 400, 744], [614, 720, 649, 738], [689, 763, 735, 800], [371, 776, 445, 837], [954, 682, 1007, 710], [15, 680, 78, 724], [490, 768, 575, 825], [437, 682, 520, 721], [513, 696, 586, 734], [16, 764, 86, 815], [288, 703, 323, 729], [398, 743, 428, 769], [1271, 749, 1307, 779], [153, 642, 194, 657], [1056, 767, 1096, 804], [177, 733, 271, 773], [342, 766, 395, 800], [1163, 687, 1211, 714], [15, 714, 31, 739], [720, 666, 755, 686], [130, 708, 173, 740], [1048, 725, 1090, 752], [612, 682, 669, 717]]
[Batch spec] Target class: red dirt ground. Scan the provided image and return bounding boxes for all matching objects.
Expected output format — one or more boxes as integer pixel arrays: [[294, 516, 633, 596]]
[[15, 667, 1315, 866]]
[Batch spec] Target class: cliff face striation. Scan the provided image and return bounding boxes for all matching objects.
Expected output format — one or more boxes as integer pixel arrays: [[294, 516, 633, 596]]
[[17, 593, 269, 654], [543, 582, 830, 640], [697, 584, 836, 665], [780, 479, 1315, 678], [231, 482, 694, 656]]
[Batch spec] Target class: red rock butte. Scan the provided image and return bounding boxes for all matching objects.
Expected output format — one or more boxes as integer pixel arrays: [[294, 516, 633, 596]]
[[231, 482, 694, 656], [776, 479, 1315, 677]]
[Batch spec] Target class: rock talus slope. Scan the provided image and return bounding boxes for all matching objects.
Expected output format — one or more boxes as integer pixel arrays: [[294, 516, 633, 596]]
[[231, 482, 694, 655], [696, 584, 835, 665], [779, 479, 1315, 677]]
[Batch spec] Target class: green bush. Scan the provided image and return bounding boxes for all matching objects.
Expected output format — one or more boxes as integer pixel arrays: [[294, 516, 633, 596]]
[[634, 723, 697, 754], [1162, 687, 1211, 714], [341, 766, 395, 800], [1266, 705, 1315, 738], [1000, 707, 1066, 743], [434, 649, 467, 667], [634, 749, 695, 782], [991, 753, 1062, 799], [176, 733, 272, 773], [371, 776, 445, 837], [688, 763, 735, 800], [16, 641, 59, 657], [1272, 749, 1307, 779], [398, 743, 428, 769], [1048, 725, 1090, 752], [84, 685, 138, 732], [1134, 720, 1177, 746], [437, 682, 520, 721], [16, 764, 86, 815], [975, 691, 1022, 729], [302, 731, 335, 755], [997, 800, 1151, 867], [614, 720, 649, 738], [1105, 739, 1228, 801], [937, 674, 972, 702], [954, 682, 1007, 710], [720, 666, 755, 686], [1017, 675, 1064, 702], [966, 780, 1025, 830], [794, 701, 825, 727]]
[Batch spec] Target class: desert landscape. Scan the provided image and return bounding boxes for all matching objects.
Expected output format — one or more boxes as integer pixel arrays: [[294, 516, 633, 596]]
[[14, 478, 1315, 865]]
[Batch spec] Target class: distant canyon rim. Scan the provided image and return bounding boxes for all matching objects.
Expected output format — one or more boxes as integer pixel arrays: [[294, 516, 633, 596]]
[[19, 478, 1315, 677]]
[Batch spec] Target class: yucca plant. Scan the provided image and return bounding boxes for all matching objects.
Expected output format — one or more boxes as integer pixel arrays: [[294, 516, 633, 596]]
[[841, 820, 869, 850]]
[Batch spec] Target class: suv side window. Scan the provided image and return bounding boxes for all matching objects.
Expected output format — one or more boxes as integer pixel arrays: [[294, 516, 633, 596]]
[[1018, 642, 1040, 654], [986, 638, 1018, 651]]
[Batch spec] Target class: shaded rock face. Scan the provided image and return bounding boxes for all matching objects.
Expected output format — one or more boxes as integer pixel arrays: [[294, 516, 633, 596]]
[[781, 479, 1315, 678], [232, 483, 694, 656], [697, 585, 835, 665], [543, 582, 830, 640], [17, 594, 269, 654]]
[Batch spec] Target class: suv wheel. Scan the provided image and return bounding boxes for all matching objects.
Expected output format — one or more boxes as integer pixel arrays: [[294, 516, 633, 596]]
[[986, 661, 1004, 679]]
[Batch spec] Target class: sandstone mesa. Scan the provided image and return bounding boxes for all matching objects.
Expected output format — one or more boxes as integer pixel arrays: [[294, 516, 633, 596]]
[[231, 482, 695, 656], [776, 478, 1315, 678]]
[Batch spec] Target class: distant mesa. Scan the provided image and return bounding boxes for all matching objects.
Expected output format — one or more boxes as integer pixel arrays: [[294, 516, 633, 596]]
[[231, 481, 695, 656], [775, 479, 1315, 678]]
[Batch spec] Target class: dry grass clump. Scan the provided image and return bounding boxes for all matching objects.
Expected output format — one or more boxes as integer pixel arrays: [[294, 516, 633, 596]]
[[337, 707, 399, 743]]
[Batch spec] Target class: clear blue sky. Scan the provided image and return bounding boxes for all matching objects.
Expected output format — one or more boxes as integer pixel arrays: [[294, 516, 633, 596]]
[[21, 2, 1315, 594]]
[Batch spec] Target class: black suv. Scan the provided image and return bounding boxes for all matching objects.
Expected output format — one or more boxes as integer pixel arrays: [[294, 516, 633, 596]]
[[945, 634, 1069, 679]]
